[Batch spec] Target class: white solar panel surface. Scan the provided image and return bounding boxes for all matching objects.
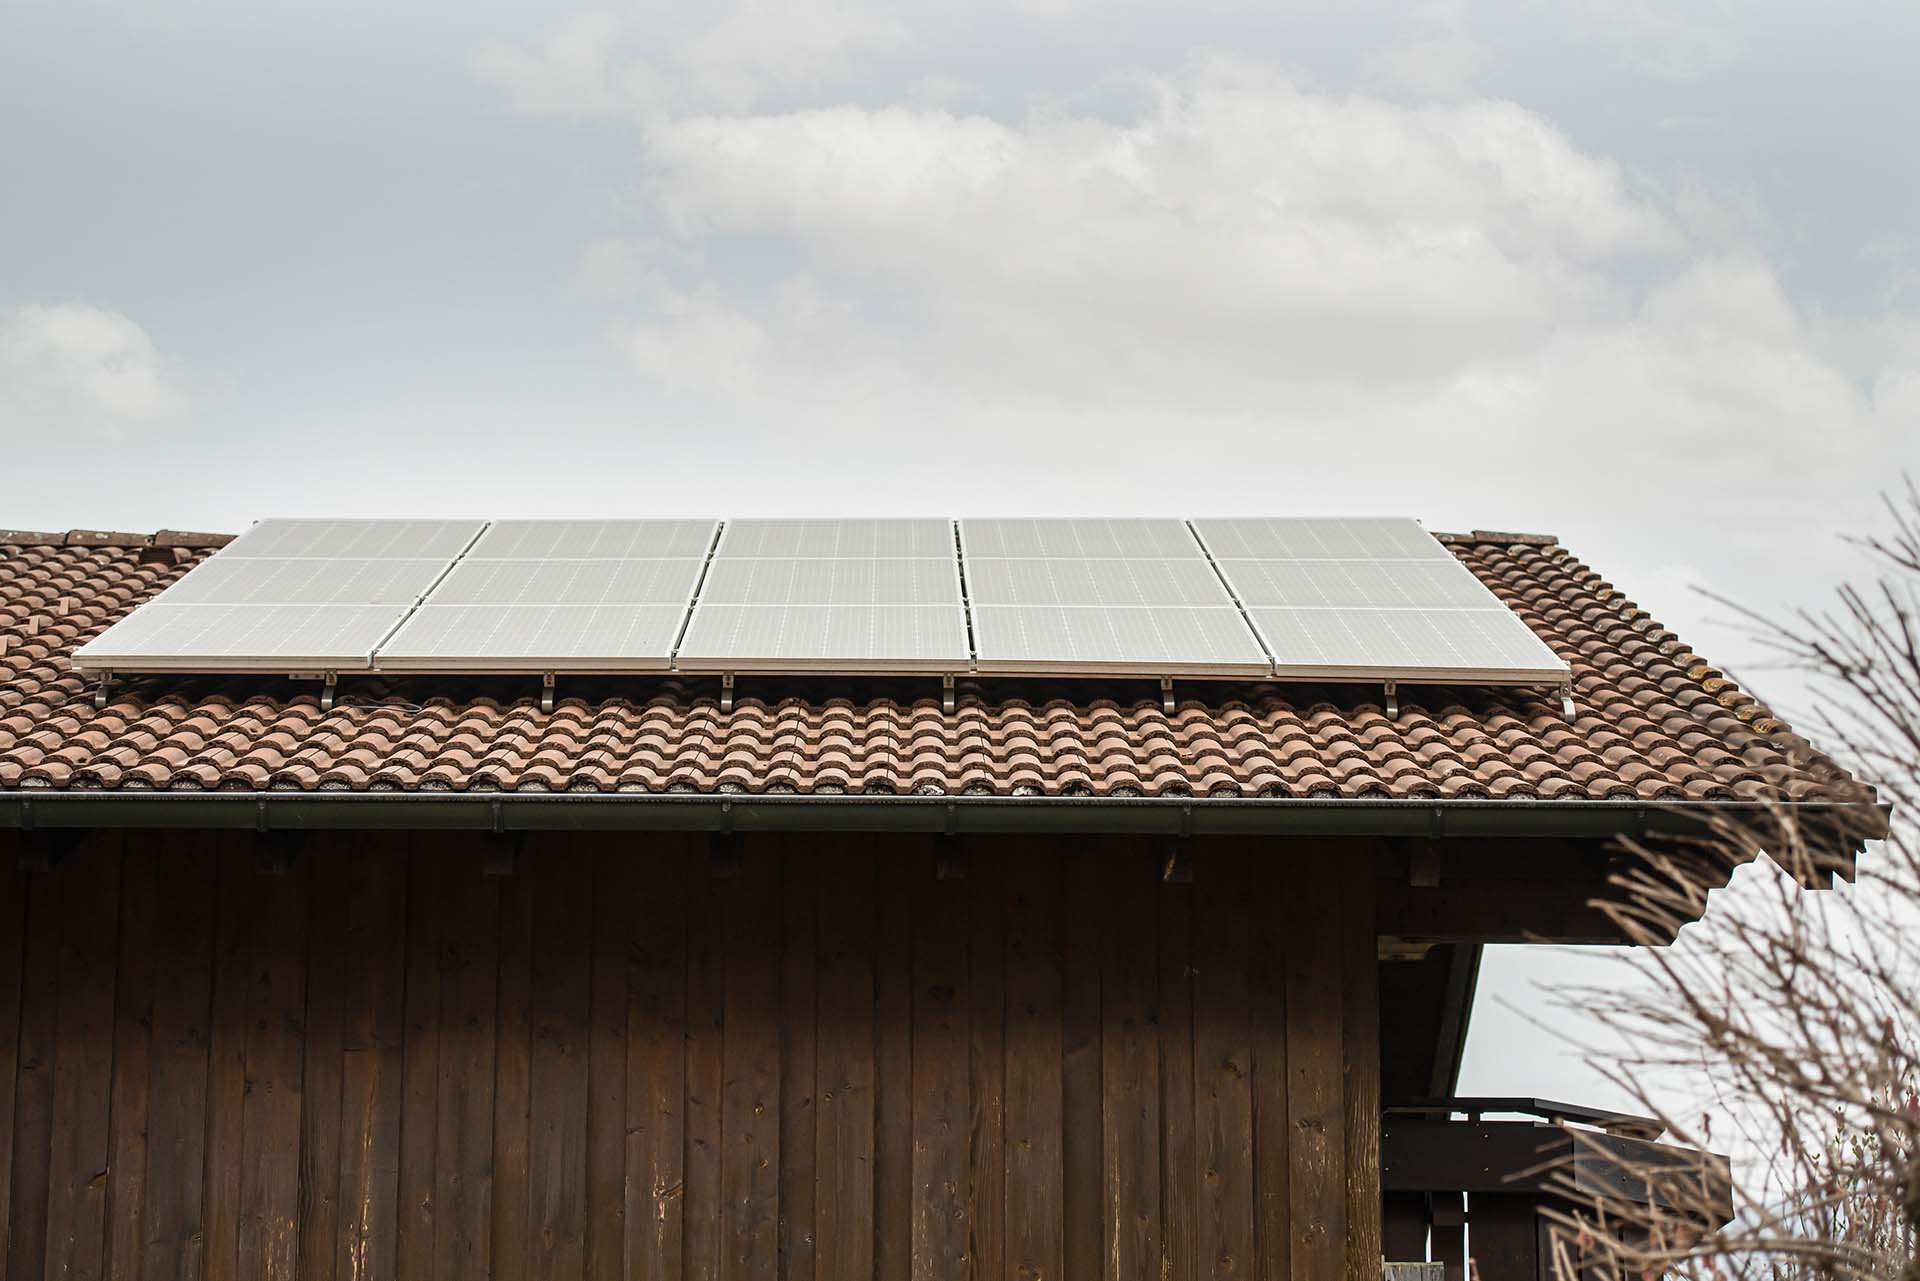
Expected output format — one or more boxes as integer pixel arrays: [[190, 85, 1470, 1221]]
[[73, 518, 486, 673], [674, 519, 970, 671], [76, 514, 1570, 691], [1192, 517, 1567, 683], [961, 518, 1270, 676], [375, 520, 717, 672]]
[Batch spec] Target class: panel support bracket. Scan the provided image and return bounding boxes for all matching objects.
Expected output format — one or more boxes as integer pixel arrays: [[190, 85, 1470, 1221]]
[[540, 672, 556, 714], [319, 672, 338, 712], [1560, 683, 1576, 720], [1160, 676, 1176, 715], [941, 674, 956, 714], [720, 672, 735, 713], [1383, 680, 1399, 719], [92, 672, 114, 711]]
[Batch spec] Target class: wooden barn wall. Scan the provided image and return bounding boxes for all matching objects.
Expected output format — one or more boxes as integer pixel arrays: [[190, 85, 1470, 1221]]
[[0, 828, 1381, 1281]]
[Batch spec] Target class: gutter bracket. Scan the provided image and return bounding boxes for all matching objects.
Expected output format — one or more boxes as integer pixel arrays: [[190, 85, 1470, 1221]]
[[1560, 684, 1576, 719], [942, 674, 956, 714], [490, 797, 505, 835], [256, 798, 269, 834], [1384, 680, 1400, 719], [1160, 676, 1176, 716], [945, 801, 958, 837], [720, 673, 735, 714], [319, 672, 338, 712], [540, 672, 556, 715]]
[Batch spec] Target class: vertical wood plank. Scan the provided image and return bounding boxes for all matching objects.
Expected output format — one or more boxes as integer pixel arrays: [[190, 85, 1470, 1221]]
[[334, 839, 408, 1281], [872, 849, 913, 1281], [1060, 849, 1103, 1281], [0, 855, 26, 1268], [1159, 848, 1199, 1281], [434, 849, 500, 1281], [778, 851, 817, 1281], [46, 833, 124, 1281], [911, 846, 971, 1281], [1249, 852, 1289, 1281], [7, 866, 62, 1281], [143, 834, 220, 1281], [1342, 858, 1381, 1281], [812, 842, 874, 1281], [106, 844, 157, 1281], [236, 850, 312, 1281], [299, 852, 348, 1281], [967, 848, 1005, 1281], [624, 839, 688, 1281], [530, 841, 595, 1281], [397, 844, 444, 1281], [1193, 850, 1255, 1281], [721, 845, 781, 1281], [203, 844, 251, 1281], [585, 843, 630, 1281], [1285, 860, 1345, 1281], [491, 841, 535, 1281], [1003, 846, 1063, 1281], [683, 842, 726, 1281], [1101, 845, 1160, 1281]]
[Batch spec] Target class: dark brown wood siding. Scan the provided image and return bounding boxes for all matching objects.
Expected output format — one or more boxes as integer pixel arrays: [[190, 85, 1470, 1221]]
[[0, 828, 1381, 1281]]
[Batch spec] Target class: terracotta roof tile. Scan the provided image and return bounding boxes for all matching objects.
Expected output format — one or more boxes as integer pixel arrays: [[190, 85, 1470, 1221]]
[[0, 529, 1861, 801]]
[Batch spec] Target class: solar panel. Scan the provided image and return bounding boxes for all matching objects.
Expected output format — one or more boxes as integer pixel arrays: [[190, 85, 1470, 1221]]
[[72, 518, 487, 674], [71, 604, 413, 672], [374, 520, 719, 672], [969, 604, 1270, 675], [467, 519, 715, 559], [375, 605, 693, 673], [1192, 517, 1568, 686], [218, 519, 485, 560], [960, 518, 1270, 676], [674, 519, 970, 672]]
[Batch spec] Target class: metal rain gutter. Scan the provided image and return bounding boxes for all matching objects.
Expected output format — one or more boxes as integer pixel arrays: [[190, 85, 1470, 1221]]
[[0, 791, 1888, 841]]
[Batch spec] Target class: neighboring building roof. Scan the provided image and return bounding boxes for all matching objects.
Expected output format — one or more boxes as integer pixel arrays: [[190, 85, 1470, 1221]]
[[0, 527, 1859, 803]]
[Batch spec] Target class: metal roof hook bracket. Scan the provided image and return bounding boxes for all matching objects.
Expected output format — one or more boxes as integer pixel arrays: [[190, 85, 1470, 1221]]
[[1160, 676, 1176, 716], [720, 672, 735, 714], [942, 674, 956, 714], [1560, 684, 1576, 720], [92, 672, 114, 712], [1384, 680, 1399, 719], [540, 672, 556, 714], [320, 672, 338, 712]]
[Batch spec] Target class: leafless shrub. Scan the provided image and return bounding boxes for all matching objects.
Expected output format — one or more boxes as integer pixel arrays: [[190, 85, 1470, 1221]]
[[1546, 486, 1920, 1280]]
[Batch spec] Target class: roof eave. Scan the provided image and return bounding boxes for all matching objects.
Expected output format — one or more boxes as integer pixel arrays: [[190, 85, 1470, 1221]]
[[0, 790, 1887, 845]]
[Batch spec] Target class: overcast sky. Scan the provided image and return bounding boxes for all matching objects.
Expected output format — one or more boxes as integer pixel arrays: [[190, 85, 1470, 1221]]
[[4, 0, 1914, 1108]]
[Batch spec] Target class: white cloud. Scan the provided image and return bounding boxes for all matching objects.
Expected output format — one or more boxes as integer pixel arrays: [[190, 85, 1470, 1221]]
[[474, 3, 904, 119], [472, 13, 628, 117], [0, 304, 184, 437], [597, 59, 1917, 586]]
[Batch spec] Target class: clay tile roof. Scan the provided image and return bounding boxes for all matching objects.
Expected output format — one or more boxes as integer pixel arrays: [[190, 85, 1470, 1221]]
[[0, 528, 1863, 802]]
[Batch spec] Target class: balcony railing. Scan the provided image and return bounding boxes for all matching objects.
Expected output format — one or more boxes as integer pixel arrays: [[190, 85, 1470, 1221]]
[[1381, 1098, 1732, 1281]]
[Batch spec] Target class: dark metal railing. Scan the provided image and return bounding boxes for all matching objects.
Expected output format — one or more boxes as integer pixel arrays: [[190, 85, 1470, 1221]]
[[1380, 1097, 1730, 1281]]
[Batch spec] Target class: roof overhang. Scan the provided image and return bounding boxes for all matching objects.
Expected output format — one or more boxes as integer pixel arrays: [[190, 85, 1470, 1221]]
[[0, 791, 1887, 845]]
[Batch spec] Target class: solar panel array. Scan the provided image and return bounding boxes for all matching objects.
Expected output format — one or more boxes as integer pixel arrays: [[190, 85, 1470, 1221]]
[[73, 516, 1570, 691]]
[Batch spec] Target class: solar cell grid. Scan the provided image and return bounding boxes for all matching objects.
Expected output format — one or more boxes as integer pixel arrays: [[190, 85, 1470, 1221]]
[[467, 519, 717, 559], [220, 518, 486, 560], [375, 604, 692, 672], [427, 558, 705, 607]]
